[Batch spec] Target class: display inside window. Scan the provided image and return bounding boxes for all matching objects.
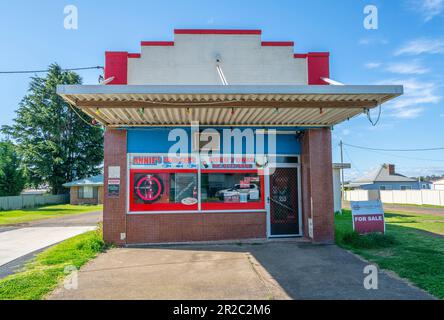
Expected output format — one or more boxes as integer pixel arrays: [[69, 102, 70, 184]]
[[201, 171, 264, 210], [130, 170, 198, 211]]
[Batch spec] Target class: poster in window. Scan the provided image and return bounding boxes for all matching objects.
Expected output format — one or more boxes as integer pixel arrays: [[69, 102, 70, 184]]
[[134, 173, 167, 204], [130, 171, 198, 211]]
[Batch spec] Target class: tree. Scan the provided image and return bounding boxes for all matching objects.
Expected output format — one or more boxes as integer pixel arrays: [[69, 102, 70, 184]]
[[2, 64, 103, 194], [0, 141, 27, 196]]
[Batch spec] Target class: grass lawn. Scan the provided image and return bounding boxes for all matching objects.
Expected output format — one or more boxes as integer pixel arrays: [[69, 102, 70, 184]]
[[335, 209, 444, 299], [0, 204, 103, 225], [0, 227, 107, 300]]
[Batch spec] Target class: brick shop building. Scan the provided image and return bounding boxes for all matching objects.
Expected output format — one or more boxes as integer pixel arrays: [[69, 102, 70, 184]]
[[57, 29, 402, 245]]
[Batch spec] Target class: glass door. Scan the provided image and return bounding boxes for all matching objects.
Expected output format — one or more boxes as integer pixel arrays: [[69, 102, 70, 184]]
[[268, 167, 300, 237]]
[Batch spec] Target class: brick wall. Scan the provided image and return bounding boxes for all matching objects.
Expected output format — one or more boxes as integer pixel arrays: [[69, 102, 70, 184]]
[[301, 128, 335, 243], [69, 186, 104, 205], [103, 127, 334, 245], [126, 212, 266, 244], [103, 128, 127, 245]]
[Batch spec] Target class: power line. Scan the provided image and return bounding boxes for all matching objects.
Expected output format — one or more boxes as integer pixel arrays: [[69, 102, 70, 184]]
[[0, 66, 103, 74], [346, 144, 444, 163], [342, 145, 362, 173], [343, 142, 444, 152]]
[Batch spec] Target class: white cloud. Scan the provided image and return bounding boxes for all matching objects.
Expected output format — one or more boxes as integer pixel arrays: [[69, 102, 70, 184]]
[[410, 0, 444, 21], [385, 61, 430, 74], [358, 38, 389, 46], [376, 78, 441, 119], [395, 38, 444, 56], [365, 62, 382, 69], [394, 107, 424, 119], [365, 60, 430, 74], [398, 166, 444, 177]]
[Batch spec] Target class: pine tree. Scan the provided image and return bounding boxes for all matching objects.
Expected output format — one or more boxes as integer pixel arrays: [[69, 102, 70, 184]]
[[0, 141, 26, 196], [2, 64, 103, 194]]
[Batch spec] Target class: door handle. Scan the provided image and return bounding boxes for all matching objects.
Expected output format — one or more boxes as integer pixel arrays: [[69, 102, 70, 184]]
[[267, 196, 270, 204]]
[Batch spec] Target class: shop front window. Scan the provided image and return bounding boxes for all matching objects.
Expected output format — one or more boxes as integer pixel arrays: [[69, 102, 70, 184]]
[[130, 170, 198, 211], [201, 171, 264, 210]]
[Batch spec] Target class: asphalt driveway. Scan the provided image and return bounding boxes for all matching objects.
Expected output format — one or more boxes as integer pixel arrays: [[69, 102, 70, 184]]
[[48, 241, 434, 300], [0, 210, 102, 279]]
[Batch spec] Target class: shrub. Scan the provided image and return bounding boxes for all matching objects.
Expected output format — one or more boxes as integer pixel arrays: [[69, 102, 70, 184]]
[[339, 231, 397, 249]]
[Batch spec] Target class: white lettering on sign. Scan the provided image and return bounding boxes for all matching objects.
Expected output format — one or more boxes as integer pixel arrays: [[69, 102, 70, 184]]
[[351, 200, 385, 234], [354, 215, 383, 222]]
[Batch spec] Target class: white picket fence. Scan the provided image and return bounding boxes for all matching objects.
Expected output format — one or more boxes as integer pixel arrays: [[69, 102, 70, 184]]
[[0, 194, 69, 211], [344, 190, 444, 206]]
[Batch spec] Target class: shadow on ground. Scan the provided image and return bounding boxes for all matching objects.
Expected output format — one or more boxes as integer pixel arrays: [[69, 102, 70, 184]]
[[48, 240, 434, 300]]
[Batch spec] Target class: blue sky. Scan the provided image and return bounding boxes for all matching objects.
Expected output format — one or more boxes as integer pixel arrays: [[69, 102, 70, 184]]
[[0, 0, 443, 180]]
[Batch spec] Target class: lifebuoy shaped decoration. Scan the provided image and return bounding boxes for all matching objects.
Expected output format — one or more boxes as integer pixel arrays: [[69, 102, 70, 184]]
[[134, 174, 164, 203]]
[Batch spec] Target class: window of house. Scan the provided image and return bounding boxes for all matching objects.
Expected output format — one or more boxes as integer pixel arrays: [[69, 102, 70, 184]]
[[200, 171, 264, 210], [379, 186, 386, 190], [78, 186, 95, 199], [401, 185, 412, 190], [130, 170, 198, 211]]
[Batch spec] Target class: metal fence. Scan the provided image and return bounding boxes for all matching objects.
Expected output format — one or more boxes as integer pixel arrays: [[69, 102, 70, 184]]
[[344, 190, 444, 206], [0, 194, 69, 211]]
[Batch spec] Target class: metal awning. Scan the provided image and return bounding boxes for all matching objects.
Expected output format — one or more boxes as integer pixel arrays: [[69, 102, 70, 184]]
[[57, 85, 403, 127]]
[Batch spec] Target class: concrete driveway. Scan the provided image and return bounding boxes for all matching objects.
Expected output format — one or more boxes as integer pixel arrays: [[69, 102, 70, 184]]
[[0, 211, 102, 279], [48, 241, 434, 300]]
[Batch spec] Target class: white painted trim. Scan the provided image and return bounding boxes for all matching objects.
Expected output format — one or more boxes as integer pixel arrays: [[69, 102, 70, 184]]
[[57, 84, 404, 96]]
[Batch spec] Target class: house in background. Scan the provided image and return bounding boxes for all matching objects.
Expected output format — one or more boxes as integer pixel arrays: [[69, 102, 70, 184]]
[[432, 178, 444, 190], [348, 164, 430, 190], [63, 174, 104, 205], [333, 163, 351, 213]]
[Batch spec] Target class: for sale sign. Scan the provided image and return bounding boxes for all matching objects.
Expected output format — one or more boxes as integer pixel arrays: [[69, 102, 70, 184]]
[[351, 200, 385, 234]]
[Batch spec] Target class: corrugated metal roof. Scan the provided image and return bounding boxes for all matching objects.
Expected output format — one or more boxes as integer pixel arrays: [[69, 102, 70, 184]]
[[63, 174, 103, 187], [57, 85, 403, 127]]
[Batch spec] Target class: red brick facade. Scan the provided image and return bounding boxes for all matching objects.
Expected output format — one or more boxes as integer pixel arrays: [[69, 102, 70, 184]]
[[127, 212, 266, 244], [103, 128, 128, 245], [301, 128, 335, 243], [103, 127, 334, 245]]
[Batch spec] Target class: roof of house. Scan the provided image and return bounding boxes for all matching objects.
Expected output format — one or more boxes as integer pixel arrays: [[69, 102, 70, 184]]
[[351, 164, 417, 185], [63, 174, 103, 187], [433, 178, 444, 185]]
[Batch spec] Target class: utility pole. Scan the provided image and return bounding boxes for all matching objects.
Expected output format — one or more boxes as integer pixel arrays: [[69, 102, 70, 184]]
[[340, 140, 345, 209]]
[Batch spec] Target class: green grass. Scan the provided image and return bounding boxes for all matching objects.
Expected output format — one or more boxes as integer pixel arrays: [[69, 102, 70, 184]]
[[0, 204, 103, 225], [335, 209, 444, 299], [0, 227, 107, 300]]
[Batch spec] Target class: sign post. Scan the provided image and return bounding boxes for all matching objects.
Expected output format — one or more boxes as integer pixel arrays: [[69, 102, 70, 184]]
[[351, 200, 385, 234]]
